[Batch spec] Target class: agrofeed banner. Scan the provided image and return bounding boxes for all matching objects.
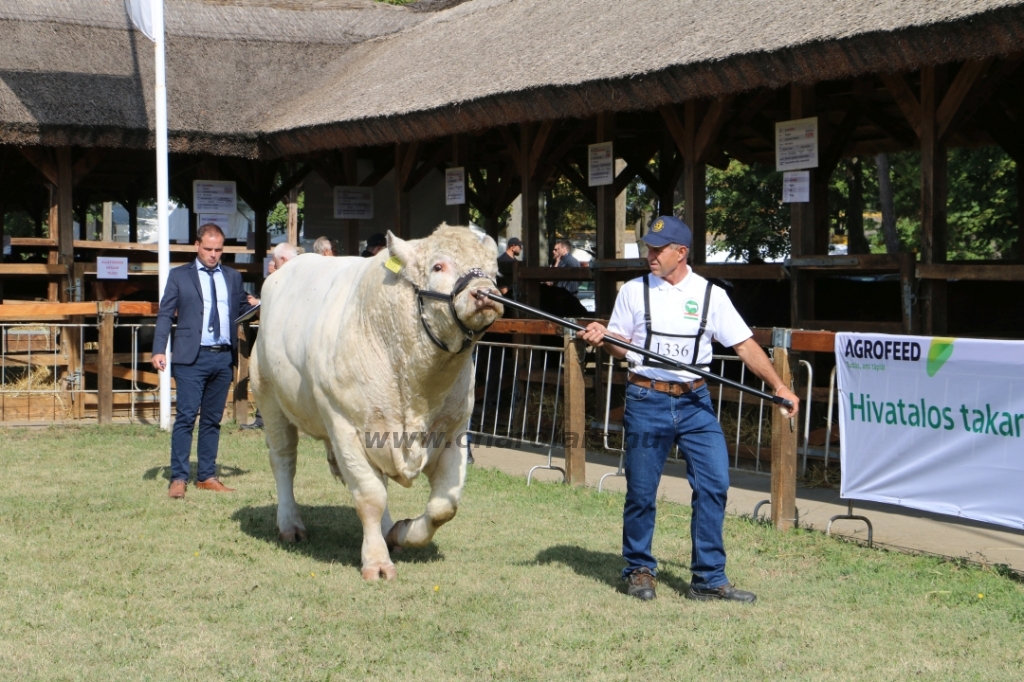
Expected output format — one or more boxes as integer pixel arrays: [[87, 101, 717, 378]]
[[836, 333, 1024, 530]]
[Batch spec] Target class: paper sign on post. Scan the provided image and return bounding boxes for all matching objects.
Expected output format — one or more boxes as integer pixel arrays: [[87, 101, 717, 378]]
[[775, 117, 818, 171], [198, 213, 231, 234], [588, 141, 614, 187], [97, 256, 129, 280], [782, 171, 811, 203], [193, 180, 237, 215], [445, 167, 466, 206], [334, 186, 374, 220]]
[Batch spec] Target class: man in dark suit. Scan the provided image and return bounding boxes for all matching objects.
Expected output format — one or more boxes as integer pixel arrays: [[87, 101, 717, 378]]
[[152, 223, 253, 499]]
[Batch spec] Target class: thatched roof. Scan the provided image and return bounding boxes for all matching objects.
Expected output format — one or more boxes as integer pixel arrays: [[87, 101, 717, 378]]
[[2, 0, 1024, 157]]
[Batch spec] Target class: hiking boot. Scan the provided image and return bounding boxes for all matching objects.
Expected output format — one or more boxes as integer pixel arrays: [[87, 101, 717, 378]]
[[686, 583, 756, 603], [625, 567, 657, 601]]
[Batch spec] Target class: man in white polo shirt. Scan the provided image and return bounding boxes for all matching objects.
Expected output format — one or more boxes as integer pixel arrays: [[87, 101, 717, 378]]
[[579, 216, 799, 603]]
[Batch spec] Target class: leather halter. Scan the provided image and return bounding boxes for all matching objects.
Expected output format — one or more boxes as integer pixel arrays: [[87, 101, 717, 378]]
[[413, 267, 496, 353]]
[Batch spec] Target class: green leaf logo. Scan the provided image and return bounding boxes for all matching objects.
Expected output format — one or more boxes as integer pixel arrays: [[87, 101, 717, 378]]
[[926, 338, 955, 377]]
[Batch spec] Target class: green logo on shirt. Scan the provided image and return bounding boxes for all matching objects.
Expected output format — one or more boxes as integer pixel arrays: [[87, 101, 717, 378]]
[[684, 300, 699, 318]]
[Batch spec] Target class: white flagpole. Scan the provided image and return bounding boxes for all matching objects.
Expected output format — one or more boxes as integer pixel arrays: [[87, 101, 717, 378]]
[[153, 0, 172, 430]]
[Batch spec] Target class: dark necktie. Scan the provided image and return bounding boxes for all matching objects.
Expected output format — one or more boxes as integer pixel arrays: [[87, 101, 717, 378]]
[[204, 267, 221, 340]]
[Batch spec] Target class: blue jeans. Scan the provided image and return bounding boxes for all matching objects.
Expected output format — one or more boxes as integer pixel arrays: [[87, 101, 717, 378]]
[[621, 382, 731, 589], [170, 349, 234, 482]]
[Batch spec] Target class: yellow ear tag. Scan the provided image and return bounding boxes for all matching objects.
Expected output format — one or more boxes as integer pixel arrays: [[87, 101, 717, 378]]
[[385, 256, 402, 274]]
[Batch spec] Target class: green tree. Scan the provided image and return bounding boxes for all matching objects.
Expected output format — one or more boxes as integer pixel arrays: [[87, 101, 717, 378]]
[[267, 191, 304, 237], [706, 160, 790, 262]]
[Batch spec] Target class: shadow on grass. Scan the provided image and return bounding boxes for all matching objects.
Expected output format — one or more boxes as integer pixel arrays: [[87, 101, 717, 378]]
[[142, 463, 249, 482], [230, 504, 443, 568], [533, 544, 692, 597]]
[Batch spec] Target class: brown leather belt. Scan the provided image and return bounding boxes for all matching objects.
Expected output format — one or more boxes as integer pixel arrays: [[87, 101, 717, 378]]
[[628, 373, 705, 397]]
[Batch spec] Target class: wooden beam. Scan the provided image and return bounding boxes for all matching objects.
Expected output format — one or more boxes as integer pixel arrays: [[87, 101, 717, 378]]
[[694, 96, 735, 164], [71, 148, 105, 186], [342, 150, 359, 257], [267, 162, 312, 206], [880, 72, 922, 137], [659, 104, 687, 159], [973, 100, 1024, 165], [936, 58, 995, 141], [405, 139, 451, 191], [528, 120, 557, 179], [920, 65, 949, 335], [56, 147, 74, 264], [18, 147, 58, 186], [500, 126, 523, 176], [683, 100, 708, 265], [595, 112, 618, 314], [917, 263, 1024, 280], [359, 157, 394, 188], [534, 120, 590, 185], [563, 334, 587, 486]]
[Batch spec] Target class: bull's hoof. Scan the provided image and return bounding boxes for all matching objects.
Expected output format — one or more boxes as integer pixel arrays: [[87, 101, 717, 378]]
[[384, 520, 408, 550], [361, 563, 397, 581], [278, 528, 308, 543]]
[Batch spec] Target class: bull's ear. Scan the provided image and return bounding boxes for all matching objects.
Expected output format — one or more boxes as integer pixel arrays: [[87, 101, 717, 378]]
[[480, 234, 499, 260], [385, 231, 417, 272]]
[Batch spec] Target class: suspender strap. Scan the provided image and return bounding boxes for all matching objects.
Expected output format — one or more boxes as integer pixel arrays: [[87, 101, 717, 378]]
[[638, 272, 655, 360], [690, 281, 714, 365]]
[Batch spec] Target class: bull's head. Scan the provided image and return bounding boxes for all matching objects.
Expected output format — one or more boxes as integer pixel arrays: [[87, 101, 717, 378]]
[[386, 224, 504, 352]]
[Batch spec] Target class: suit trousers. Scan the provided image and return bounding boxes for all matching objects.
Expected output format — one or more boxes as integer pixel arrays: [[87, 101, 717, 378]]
[[170, 349, 234, 482]]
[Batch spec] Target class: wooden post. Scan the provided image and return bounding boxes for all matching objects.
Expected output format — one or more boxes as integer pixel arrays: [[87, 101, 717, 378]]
[[659, 129, 677, 217], [286, 186, 299, 246], [769, 344, 798, 530], [683, 101, 708, 265], [234, 324, 250, 424], [126, 189, 139, 243], [520, 125, 540, 268], [395, 143, 412, 239], [920, 66, 948, 335], [1017, 165, 1024, 261], [343, 150, 360, 256], [595, 112, 617, 314], [97, 301, 116, 424], [0, 199, 5, 303], [562, 332, 587, 486], [789, 85, 816, 327], [899, 252, 918, 334], [56, 148, 74, 269], [449, 134, 471, 226]]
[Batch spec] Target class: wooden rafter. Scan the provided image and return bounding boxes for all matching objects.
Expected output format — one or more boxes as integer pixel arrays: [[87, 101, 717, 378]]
[[18, 147, 58, 186], [880, 73, 922, 137], [694, 96, 735, 164]]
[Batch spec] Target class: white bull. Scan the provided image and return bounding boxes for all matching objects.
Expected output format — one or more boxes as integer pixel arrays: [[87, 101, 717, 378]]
[[250, 225, 502, 580]]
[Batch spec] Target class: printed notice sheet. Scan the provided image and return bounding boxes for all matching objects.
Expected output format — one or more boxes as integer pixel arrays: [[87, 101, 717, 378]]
[[193, 180, 237, 215], [588, 141, 614, 186], [776, 117, 818, 171], [333, 186, 374, 220]]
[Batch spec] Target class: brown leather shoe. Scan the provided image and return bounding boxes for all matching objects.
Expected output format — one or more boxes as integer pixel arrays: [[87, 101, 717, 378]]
[[196, 477, 235, 493], [168, 480, 186, 499], [626, 568, 657, 601]]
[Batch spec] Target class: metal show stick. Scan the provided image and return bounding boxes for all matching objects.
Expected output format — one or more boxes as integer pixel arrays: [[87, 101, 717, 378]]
[[474, 289, 795, 410]]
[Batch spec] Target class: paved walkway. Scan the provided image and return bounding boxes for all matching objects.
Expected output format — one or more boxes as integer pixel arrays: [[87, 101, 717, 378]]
[[471, 443, 1024, 572]]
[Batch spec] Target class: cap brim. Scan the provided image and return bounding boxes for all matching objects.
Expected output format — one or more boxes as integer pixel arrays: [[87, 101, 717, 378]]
[[640, 233, 673, 247]]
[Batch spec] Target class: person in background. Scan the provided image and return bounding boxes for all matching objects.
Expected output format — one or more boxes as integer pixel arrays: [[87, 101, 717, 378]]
[[361, 233, 387, 258], [552, 238, 580, 295], [313, 236, 334, 256], [152, 223, 255, 498], [578, 215, 799, 603], [497, 236, 521, 295]]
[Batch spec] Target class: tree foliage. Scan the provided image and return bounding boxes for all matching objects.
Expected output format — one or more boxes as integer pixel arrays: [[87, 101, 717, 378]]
[[706, 161, 791, 262]]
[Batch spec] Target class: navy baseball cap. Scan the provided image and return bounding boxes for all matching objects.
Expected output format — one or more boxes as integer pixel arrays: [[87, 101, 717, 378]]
[[506, 237, 522, 247], [641, 216, 692, 248]]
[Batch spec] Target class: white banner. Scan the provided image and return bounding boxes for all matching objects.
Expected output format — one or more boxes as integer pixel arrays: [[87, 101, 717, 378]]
[[836, 332, 1024, 529]]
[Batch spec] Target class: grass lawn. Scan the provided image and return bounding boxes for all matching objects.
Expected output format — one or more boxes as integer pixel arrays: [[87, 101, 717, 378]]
[[1, 424, 1023, 681]]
